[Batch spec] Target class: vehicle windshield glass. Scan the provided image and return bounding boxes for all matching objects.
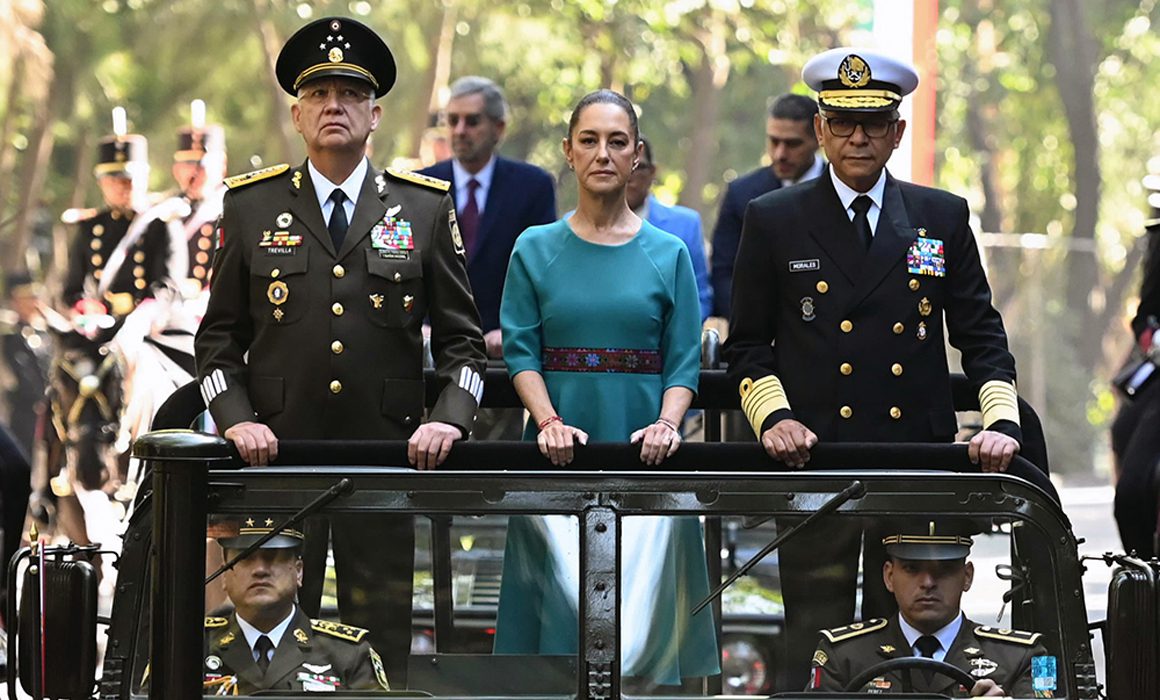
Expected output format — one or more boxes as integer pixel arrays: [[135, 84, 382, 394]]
[[129, 466, 1076, 698]]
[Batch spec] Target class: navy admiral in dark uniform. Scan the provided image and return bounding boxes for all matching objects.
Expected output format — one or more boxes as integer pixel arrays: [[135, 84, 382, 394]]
[[202, 517, 390, 694], [62, 128, 170, 317], [195, 16, 487, 687], [808, 524, 1051, 696], [724, 48, 1023, 686]]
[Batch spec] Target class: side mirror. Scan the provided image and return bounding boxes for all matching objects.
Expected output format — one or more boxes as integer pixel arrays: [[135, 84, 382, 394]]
[[7, 547, 99, 699]]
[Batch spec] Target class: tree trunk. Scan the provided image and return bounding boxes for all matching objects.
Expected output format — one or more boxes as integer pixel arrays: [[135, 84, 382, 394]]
[[252, 0, 295, 164], [681, 17, 730, 219], [408, 2, 458, 159], [0, 54, 27, 210], [1048, 0, 1101, 366]]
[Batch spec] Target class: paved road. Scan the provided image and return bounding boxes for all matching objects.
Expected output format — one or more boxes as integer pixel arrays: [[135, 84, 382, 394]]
[[963, 483, 1117, 690]]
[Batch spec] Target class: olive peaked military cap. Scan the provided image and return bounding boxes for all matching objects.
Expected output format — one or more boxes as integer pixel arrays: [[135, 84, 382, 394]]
[[275, 16, 396, 98], [212, 515, 305, 550], [803, 47, 919, 113], [882, 520, 974, 561]]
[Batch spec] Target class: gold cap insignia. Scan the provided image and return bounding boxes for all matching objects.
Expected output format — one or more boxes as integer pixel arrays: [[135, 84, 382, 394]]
[[838, 54, 872, 88], [328, 47, 344, 63]]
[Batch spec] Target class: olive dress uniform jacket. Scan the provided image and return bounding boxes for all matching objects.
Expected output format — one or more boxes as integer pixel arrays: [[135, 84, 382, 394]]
[[810, 616, 1049, 696], [63, 209, 170, 312], [195, 160, 487, 439], [724, 170, 1020, 444], [202, 608, 390, 693]]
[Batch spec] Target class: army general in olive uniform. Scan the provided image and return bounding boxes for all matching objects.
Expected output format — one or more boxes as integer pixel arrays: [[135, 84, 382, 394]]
[[724, 48, 1024, 687], [202, 518, 390, 694], [195, 16, 487, 688], [808, 525, 1052, 696]]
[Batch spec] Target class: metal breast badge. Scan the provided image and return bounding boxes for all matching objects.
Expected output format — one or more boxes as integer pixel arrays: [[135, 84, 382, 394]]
[[800, 296, 816, 322]]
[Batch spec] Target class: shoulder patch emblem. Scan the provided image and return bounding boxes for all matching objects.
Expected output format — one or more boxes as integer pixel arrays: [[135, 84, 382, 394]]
[[204, 616, 229, 628], [224, 164, 290, 190], [385, 167, 451, 192], [820, 618, 888, 643], [973, 626, 1042, 646], [311, 618, 369, 643]]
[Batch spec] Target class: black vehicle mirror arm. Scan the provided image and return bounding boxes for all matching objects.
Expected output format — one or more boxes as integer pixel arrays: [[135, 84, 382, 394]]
[[690, 479, 866, 616], [205, 477, 354, 585]]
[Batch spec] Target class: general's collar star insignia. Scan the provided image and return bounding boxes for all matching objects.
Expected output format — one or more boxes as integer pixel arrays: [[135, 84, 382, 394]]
[[376, 174, 387, 195], [964, 647, 981, 655], [294, 628, 309, 644], [880, 645, 895, 653], [264, 518, 274, 527], [245, 518, 255, 527]]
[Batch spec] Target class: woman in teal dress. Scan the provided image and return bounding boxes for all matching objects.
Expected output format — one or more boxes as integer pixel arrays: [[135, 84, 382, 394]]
[[493, 89, 719, 689]]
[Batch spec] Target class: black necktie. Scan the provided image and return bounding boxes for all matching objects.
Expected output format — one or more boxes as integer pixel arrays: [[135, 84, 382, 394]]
[[915, 635, 940, 684], [459, 178, 481, 255], [328, 189, 348, 249], [851, 195, 874, 250], [254, 634, 274, 674]]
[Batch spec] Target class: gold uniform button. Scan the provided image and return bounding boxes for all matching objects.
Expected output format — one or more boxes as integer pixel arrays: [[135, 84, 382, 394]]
[[891, 363, 903, 376], [193, 266, 206, 279], [91, 254, 103, 266], [839, 406, 853, 419], [909, 279, 920, 291], [93, 224, 105, 236], [198, 236, 213, 250], [840, 320, 853, 333], [196, 251, 209, 264], [271, 268, 281, 278], [333, 264, 345, 278], [893, 322, 904, 335], [90, 239, 102, 250], [816, 281, 829, 294], [331, 340, 344, 354], [133, 266, 145, 278], [393, 271, 402, 282], [331, 302, 344, 316], [134, 279, 147, 290], [329, 380, 343, 394], [840, 362, 853, 376], [890, 406, 902, 419], [134, 251, 146, 263]]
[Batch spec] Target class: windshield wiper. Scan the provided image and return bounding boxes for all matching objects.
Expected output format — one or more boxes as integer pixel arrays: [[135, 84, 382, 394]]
[[205, 477, 354, 584], [691, 479, 866, 615]]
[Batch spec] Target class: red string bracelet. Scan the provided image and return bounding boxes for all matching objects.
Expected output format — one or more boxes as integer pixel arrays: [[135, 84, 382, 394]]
[[537, 415, 563, 431]]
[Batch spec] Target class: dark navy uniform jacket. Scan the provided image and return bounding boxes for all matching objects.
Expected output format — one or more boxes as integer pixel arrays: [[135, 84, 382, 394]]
[[710, 165, 781, 318], [724, 169, 1020, 443], [63, 208, 170, 311], [195, 161, 486, 440]]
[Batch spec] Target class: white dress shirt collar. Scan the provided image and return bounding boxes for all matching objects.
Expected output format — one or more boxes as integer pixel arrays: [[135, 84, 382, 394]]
[[830, 165, 887, 213], [897, 611, 964, 663], [236, 605, 297, 663], [452, 156, 496, 212], [307, 157, 367, 218]]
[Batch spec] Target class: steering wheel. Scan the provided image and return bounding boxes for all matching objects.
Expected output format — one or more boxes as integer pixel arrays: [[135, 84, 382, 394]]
[[844, 657, 977, 693]]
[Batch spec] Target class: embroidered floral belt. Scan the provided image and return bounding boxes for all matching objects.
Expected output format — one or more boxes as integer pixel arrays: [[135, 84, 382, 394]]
[[542, 347, 662, 374]]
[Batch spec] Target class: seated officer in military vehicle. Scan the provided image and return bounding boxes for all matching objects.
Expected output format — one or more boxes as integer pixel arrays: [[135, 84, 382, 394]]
[[808, 523, 1051, 696], [202, 517, 391, 694]]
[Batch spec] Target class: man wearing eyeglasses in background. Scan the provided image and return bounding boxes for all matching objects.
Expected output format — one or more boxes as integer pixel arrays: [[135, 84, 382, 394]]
[[724, 48, 1022, 688], [420, 76, 556, 439]]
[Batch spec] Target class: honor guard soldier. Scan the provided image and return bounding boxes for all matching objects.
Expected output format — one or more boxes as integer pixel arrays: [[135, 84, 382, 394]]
[[724, 48, 1023, 686], [202, 517, 390, 694], [194, 16, 487, 688], [62, 112, 171, 317], [808, 523, 1051, 696], [129, 100, 228, 300]]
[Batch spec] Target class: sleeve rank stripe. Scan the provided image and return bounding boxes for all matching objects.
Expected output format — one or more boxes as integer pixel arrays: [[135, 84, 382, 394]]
[[740, 375, 791, 437], [458, 366, 484, 405], [979, 379, 1020, 426]]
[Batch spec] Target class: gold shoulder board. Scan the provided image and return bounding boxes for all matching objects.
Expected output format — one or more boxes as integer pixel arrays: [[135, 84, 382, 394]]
[[820, 618, 888, 644], [204, 616, 229, 628], [385, 168, 450, 192], [973, 626, 1042, 646], [311, 618, 369, 643], [224, 164, 290, 190]]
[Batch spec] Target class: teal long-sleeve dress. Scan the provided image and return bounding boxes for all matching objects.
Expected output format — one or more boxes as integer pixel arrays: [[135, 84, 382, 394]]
[[493, 218, 720, 685]]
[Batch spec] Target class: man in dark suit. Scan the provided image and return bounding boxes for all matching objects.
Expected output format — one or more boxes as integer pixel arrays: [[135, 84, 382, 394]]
[[204, 518, 390, 693], [710, 93, 822, 319], [195, 16, 487, 687], [809, 523, 1047, 696], [724, 48, 1022, 686], [420, 76, 556, 438]]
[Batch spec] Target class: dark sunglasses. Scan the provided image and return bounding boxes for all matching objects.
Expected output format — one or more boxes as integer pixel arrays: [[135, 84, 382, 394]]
[[446, 113, 485, 128]]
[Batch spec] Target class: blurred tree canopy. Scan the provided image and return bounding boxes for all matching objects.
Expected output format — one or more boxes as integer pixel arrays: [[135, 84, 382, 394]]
[[0, 0, 1157, 474]]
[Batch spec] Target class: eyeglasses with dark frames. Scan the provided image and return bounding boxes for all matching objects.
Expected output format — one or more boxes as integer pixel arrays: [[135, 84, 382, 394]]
[[821, 115, 897, 138], [446, 113, 485, 128]]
